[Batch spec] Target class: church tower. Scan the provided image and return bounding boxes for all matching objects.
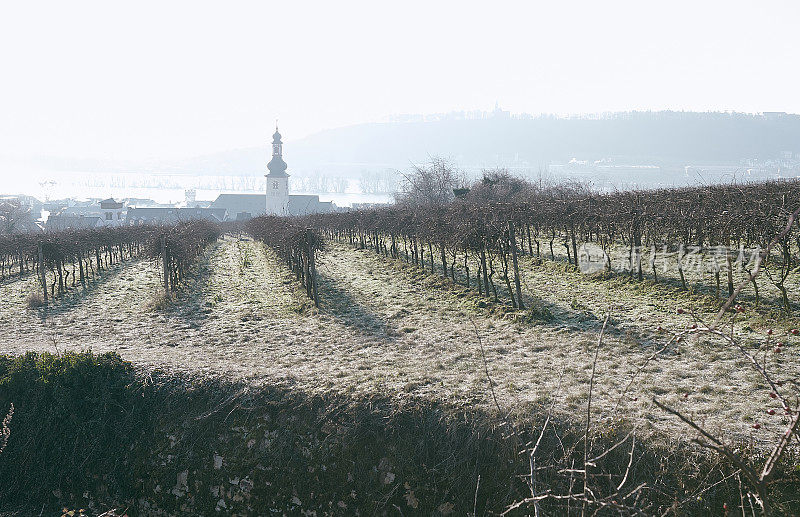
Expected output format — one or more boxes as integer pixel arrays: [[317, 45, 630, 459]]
[[265, 125, 290, 215]]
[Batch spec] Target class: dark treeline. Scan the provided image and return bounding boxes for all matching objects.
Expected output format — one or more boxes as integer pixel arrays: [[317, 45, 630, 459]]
[[245, 216, 322, 305], [304, 173, 800, 314], [1, 220, 221, 304]]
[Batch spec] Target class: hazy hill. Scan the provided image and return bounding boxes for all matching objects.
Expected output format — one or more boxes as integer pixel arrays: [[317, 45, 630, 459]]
[[175, 111, 800, 176], [16, 112, 799, 176]]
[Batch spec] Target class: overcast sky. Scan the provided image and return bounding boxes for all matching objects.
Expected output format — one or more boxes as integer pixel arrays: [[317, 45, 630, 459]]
[[1, 0, 798, 163]]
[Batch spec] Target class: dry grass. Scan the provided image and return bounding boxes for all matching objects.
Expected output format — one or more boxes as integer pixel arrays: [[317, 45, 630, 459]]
[[145, 290, 175, 311], [25, 292, 45, 309]]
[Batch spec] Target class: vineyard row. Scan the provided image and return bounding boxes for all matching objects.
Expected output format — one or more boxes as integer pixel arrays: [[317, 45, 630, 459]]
[[0, 221, 221, 304], [245, 216, 321, 306], [299, 178, 800, 314]]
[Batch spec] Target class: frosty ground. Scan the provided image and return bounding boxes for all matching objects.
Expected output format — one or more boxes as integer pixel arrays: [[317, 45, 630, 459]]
[[1, 235, 798, 444]]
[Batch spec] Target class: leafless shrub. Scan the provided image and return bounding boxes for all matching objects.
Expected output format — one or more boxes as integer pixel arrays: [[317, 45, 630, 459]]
[[396, 157, 465, 207], [649, 309, 799, 515], [0, 200, 34, 235], [504, 313, 658, 516]]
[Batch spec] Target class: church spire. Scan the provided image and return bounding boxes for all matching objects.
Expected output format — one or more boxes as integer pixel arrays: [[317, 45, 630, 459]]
[[267, 125, 288, 177]]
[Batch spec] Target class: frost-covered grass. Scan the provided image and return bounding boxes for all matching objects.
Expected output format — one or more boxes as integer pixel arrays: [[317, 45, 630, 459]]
[[0, 236, 797, 444], [316, 240, 800, 442]]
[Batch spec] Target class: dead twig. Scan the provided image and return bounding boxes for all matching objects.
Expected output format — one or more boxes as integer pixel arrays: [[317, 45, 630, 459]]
[[583, 312, 610, 516], [471, 319, 502, 415], [528, 366, 566, 517]]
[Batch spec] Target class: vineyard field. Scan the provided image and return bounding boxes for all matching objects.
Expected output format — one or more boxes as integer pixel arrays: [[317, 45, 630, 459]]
[[2, 234, 798, 441]]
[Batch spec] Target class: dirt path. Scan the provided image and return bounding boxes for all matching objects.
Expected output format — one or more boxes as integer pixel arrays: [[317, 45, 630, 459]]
[[0, 237, 793, 440]]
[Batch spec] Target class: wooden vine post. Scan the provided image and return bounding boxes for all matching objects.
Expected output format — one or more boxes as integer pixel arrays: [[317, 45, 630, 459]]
[[306, 228, 319, 307], [37, 241, 47, 304], [508, 220, 524, 310], [480, 246, 489, 297], [160, 234, 170, 291], [303, 245, 311, 296]]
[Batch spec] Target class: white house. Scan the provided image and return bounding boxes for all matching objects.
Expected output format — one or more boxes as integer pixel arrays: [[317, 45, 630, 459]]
[[100, 198, 125, 226]]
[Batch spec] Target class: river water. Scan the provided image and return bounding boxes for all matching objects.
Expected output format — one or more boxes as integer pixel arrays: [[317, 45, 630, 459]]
[[1, 170, 394, 207]]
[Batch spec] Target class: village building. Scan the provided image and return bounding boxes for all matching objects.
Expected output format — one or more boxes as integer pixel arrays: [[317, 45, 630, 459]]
[[45, 215, 104, 231], [125, 206, 227, 225], [100, 198, 125, 226], [209, 194, 265, 221], [43, 197, 126, 231]]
